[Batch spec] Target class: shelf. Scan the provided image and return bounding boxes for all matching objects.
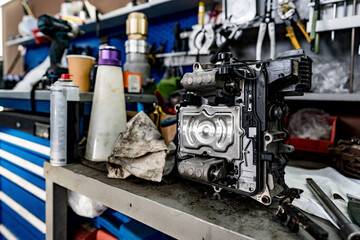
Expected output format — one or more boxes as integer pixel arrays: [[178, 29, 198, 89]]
[[6, 0, 212, 47], [0, 90, 158, 103], [6, 35, 36, 47], [285, 93, 360, 102], [0, 90, 158, 113], [43, 162, 340, 240], [0, 90, 92, 102]]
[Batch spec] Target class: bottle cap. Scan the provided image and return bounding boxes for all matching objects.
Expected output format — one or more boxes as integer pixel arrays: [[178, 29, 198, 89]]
[[98, 46, 122, 66], [60, 73, 72, 79]]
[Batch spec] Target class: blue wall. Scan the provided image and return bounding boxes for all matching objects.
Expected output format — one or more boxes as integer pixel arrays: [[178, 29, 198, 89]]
[[24, 9, 198, 83]]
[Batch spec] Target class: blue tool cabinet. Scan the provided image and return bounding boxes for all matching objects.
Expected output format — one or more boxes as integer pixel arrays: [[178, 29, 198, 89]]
[[0, 127, 50, 240]]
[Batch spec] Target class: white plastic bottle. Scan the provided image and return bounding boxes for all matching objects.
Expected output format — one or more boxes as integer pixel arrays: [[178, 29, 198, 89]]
[[85, 46, 127, 162]]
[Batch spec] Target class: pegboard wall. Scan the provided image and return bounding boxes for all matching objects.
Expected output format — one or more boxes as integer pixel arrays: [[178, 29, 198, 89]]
[[24, 8, 198, 83]]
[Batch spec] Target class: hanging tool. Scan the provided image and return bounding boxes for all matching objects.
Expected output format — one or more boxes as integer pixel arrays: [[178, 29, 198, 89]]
[[188, 24, 216, 55], [208, 2, 221, 24], [331, 3, 337, 42], [310, 0, 320, 53], [173, 22, 182, 52], [256, 0, 276, 60], [350, 0, 356, 93], [21, 0, 34, 17], [344, 0, 348, 16], [198, 1, 205, 25], [278, 0, 311, 49], [307, 178, 360, 240]]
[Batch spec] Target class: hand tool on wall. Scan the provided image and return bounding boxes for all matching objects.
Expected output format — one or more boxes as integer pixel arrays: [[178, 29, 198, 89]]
[[38, 14, 83, 83], [173, 22, 182, 52], [350, 0, 357, 93], [198, 1, 205, 25], [278, 0, 311, 49], [21, 0, 34, 17], [310, 0, 320, 53], [256, 0, 276, 60], [344, 0, 348, 16], [188, 23, 216, 55], [307, 178, 360, 240], [208, 2, 222, 24], [331, 3, 337, 41]]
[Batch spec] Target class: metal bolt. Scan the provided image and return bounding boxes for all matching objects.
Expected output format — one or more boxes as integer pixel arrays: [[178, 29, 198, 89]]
[[196, 169, 202, 177], [188, 77, 193, 85]]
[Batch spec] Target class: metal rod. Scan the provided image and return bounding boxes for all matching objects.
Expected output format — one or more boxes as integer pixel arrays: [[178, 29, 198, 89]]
[[331, 3, 337, 41], [306, 178, 360, 240], [344, 0, 348, 17], [350, 0, 357, 93]]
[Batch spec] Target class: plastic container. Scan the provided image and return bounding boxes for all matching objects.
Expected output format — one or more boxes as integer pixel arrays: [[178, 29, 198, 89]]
[[85, 47, 127, 162], [287, 116, 338, 153], [67, 55, 95, 91]]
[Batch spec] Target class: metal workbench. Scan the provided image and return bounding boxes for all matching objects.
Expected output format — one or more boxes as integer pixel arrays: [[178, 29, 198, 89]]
[[43, 162, 341, 240]]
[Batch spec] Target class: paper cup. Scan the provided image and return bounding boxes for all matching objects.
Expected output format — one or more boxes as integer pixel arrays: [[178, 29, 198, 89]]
[[67, 55, 95, 91]]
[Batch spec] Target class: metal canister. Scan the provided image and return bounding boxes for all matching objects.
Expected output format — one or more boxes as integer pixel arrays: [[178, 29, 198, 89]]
[[124, 12, 150, 88], [126, 12, 148, 40], [50, 74, 80, 166]]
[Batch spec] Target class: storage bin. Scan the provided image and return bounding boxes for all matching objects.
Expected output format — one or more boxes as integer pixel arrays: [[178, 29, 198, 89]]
[[287, 116, 338, 153]]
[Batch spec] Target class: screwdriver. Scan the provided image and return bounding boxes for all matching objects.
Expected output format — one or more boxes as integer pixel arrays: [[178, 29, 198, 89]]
[[310, 0, 320, 53], [198, 1, 205, 25]]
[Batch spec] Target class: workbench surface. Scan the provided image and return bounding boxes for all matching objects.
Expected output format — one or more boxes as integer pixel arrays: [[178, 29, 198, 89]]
[[43, 162, 340, 240]]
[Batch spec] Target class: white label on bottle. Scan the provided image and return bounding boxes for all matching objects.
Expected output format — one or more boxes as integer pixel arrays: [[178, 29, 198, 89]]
[[128, 74, 140, 93]]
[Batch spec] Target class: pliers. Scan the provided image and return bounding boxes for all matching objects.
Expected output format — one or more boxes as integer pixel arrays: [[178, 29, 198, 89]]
[[256, 0, 276, 60], [278, 0, 310, 50]]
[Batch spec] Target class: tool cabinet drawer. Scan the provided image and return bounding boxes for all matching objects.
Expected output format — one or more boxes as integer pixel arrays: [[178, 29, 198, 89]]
[[0, 127, 49, 240]]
